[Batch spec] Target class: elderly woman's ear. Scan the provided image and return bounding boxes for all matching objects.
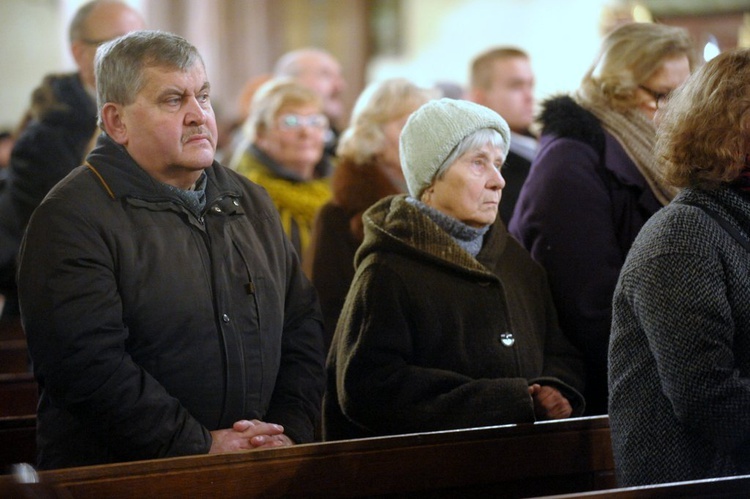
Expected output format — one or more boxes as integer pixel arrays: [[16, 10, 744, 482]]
[[420, 185, 434, 204]]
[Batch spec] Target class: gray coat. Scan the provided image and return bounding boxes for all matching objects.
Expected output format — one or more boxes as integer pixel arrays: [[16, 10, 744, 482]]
[[609, 186, 750, 486]]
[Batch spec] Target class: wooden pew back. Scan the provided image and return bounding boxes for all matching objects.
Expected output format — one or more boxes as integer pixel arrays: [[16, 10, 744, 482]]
[[0, 314, 24, 341], [0, 314, 29, 375], [0, 416, 615, 498], [0, 372, 38, 418], [542, 474, 750, 498], [0, 415, 36, 475]]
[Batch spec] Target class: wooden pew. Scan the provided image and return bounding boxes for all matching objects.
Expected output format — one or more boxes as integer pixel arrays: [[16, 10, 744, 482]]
[[0, 415, 615, 498], [540, 474, 750, 498], [0, 372, 38, 418], [0, 339, 29, 374], [0, 314, 24, 341], [0, 415, 36, 474], [0, 314, 29, 375]]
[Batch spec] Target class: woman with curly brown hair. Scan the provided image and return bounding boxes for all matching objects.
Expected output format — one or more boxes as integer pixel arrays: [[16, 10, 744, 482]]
[[609, 48, 750, 486]]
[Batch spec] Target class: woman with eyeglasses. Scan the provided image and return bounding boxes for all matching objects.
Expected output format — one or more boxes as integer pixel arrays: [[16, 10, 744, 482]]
[[508, 22, 695, 415], [231, 78, 332, 257]]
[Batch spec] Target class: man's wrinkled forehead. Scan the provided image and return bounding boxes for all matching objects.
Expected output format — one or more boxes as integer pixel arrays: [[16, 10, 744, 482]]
[[137, 61, 209, 93]]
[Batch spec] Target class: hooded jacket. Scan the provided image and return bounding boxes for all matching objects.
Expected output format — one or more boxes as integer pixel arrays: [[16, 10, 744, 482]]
[[323, 195, 585, 440], [18, 134, 325, 469], [508, 95, 662, 414], [0, 72, 97, 289]]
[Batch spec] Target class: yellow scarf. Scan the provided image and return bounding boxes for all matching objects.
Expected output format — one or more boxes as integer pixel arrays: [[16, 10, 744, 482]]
[[235, 152, 331, 254]]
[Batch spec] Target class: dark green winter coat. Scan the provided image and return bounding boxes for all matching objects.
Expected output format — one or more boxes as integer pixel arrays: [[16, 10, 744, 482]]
[[323, 194, 585, 440]]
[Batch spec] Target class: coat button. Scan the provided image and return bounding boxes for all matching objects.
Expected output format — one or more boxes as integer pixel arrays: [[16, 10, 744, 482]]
[[500, 332, 514, 347], [222, 314, 230, 323]]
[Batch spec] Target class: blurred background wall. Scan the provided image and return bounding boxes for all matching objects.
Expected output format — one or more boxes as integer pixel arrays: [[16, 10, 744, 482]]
[[1, 0, 749, 133]]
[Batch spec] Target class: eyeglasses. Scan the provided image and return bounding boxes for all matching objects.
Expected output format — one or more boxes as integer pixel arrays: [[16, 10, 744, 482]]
[[638, 85, 671, 110], [277, 113, 329, 131]]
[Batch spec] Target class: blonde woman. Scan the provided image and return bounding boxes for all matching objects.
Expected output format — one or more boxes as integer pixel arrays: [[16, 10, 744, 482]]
[[307, 78, 436, 348], [231, 79, 332, 257], [509, 23, 695, 414]]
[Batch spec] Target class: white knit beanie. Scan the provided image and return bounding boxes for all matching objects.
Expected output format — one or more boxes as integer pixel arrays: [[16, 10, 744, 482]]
[[399, 98, 511, 199]]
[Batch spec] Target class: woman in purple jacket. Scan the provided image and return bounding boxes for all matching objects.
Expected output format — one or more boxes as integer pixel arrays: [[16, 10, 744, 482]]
[[508, 22, 694, 414]]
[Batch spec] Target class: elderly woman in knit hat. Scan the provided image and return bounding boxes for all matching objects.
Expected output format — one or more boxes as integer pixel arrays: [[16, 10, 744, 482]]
[[322, 98, 585, 441]]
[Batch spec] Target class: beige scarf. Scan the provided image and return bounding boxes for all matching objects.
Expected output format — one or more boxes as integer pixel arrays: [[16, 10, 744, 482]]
[[575, 90, 678, 206]]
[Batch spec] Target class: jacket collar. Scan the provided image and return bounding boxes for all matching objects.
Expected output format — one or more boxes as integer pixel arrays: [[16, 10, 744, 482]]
[[32, 72, 97, 127], [357, 194, 507, 279], [85, 133, 243, 207], [331, 157, 404, 215], [678, 186, 750, 238], [540, 94, 655, 194]]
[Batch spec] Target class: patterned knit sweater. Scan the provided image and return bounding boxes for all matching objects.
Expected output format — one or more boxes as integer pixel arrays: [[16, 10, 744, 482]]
[[609, 186, 750, 486]]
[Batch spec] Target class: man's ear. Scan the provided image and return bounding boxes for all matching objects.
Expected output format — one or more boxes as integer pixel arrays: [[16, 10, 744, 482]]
[[101, 103, 128, 145], [70, 41, 87, 71]]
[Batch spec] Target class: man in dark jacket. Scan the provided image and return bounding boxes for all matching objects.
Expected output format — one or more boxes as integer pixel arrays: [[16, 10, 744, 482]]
[[17, 30, 326, 470], [0, 0, 144, 314]]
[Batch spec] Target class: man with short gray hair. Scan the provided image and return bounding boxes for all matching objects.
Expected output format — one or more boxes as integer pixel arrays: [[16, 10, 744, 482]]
[[18, 30, 326, 470]]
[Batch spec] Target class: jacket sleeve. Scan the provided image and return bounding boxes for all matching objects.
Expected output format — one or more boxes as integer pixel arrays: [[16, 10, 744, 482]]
[[263, 234, 326, 444], [332, 262, 536, 437], [509, 137, 620, 372], [18, 195, 211, 462], [0, 121, 92, 274]]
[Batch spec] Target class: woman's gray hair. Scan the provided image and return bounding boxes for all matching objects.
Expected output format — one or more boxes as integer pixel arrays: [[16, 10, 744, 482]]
[[95, 30, 204, 129], [433, 128, 508, 181]]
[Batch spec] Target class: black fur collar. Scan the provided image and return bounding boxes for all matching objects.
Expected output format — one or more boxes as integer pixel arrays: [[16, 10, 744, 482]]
[[538, 95, 605, 154]]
